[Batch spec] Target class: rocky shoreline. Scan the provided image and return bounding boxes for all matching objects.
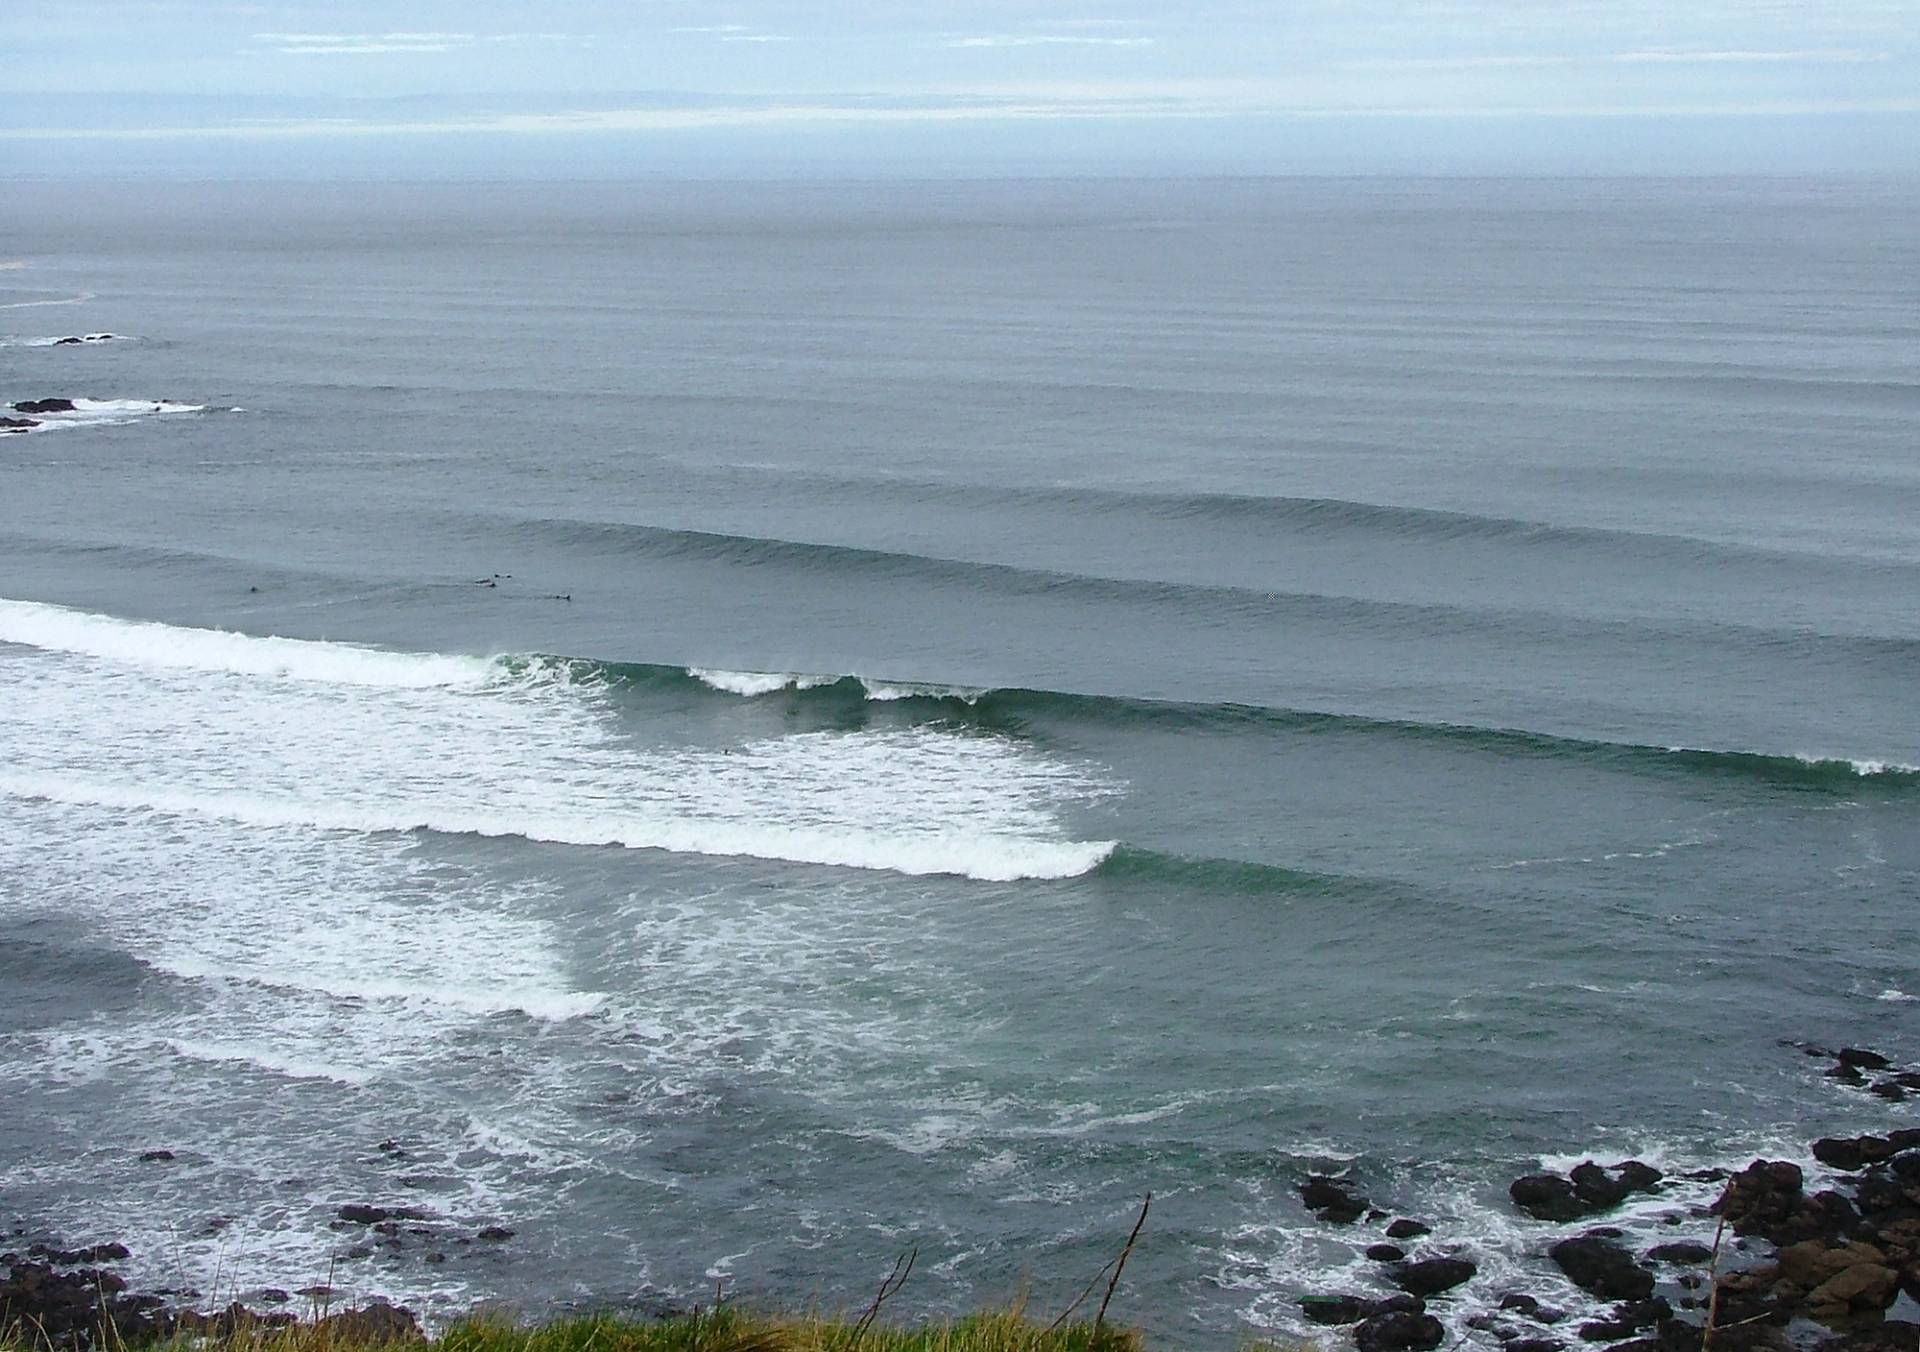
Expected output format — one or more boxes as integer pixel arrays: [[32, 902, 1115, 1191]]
[[7, 1045, 1918, 1351], [1296, 1044, 1920, 1352]]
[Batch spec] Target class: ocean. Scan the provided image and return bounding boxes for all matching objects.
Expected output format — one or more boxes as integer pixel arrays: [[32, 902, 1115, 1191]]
[[1, 176, 1917, 1345]]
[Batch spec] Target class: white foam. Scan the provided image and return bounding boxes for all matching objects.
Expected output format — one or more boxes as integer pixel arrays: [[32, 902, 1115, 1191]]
[[859, 677, 989, 703], [0, 290, 95, 309], [689, 667, 836, 697], [1880, 988, 1918, 1002], [0, 773, 1115, 882], [1, 334, 131, 348], [0, 598, 1117, 883], [3, 396, 208, 434], [164, 1037, 378, 1086], [1793, 753, 1920, 777], [0, 596, 495, 688]]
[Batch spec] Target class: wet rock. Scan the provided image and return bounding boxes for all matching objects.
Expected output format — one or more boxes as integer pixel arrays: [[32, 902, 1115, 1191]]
[[1354, 1309, 1446, 1352], [1647, 1241, 1715, 1264], [1392, 1257, 1477, 1297], [1576, 1298, 1671, 1342], [1509, 1340, 1563, 1352], [137, 1150, 175, 1163], [1838, 1049, 1892, 1071], [1387, 1219, 1432, 1240], [29, 1244, 129, 1266], [1303, 1175, 1370, 1224], [1368, 1244, 1406, 1262], [476, 1226, 514, 1241], [257, 1289, 291, 1304], [13, 398, 76, 414], [0, 417, 41, 431], [1301, 1295, 1372, 1325], [1513, 1174, 1588, 1222], [1716, 1161, 1803, 1237], [1551, 1236, 1657, 1302], [54, 337, 83, 345]]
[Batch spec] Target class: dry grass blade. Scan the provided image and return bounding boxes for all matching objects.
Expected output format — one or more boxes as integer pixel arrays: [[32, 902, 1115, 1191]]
[[1093, 1196, 1151, 1336], [850, 1246, 918, 1344]]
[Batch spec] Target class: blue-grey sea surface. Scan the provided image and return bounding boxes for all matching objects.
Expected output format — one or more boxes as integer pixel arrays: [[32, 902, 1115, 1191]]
[[1, 177, 1917, 1345]]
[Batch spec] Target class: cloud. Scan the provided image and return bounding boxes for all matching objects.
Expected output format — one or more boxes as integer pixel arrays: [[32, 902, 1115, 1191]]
[[1613, 48, 1890, 64], [254, 30, 585, 55], [944, 36, 1157, 49]]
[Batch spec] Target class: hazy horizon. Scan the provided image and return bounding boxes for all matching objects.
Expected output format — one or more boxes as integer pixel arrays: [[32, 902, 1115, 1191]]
[[6, 0, 1919, 177]]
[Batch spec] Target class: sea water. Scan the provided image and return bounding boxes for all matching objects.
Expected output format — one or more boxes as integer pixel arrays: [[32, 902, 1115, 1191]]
[[1, 177, 1917, 1345]]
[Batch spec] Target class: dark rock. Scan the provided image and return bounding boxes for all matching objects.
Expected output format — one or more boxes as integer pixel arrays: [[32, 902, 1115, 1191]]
[[1820, 1321, 1920, 1352], [1392, 1257, 1477, 1297], [476, 1226, 514, 1241], [1838, 1049, 1892, 1070], [1368, 1245, 1406, 1262], [137, 1150, 175, 1163], [1355, 1309, 1446, 1352], [1387, 1219, 1432, 1240], [1869, 1082, 1908, 1102], [337, 1204, 388, 1224], [1572, 1163, 1635, 1209], [1815, 1136, 1902, 1172], [316, 1299, 419, 1344], [1300, 1294, 1371, 1325], [54, 337, 83, 345], [1509, 1341, 1563, 1352], [1647, 1242, 1715, 1264], [1716, 1161, 1803, 1237], [1514, 1174, 1588, 1222], [0, 417, 41, 431], [1502, 1294, 1542, 1316], [1551, 1236, 1657, 1302], [13, 399, 76, 414], [257, 1289, 291, 1304], [1302, 1174, 1370, 1224], [1770, 1190, 1862, 1246]]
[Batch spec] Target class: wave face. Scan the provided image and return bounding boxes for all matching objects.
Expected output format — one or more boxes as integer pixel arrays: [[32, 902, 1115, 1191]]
[[523, 655, 1920, 795], [0, 598, 1117, 883]]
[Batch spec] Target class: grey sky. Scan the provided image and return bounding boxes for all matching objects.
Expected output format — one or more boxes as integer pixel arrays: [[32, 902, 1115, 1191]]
[[5, 1, 1917, 174]]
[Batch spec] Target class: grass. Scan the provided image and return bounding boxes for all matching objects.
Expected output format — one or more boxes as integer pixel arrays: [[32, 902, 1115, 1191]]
[[0, 1309, 1155, 1352]]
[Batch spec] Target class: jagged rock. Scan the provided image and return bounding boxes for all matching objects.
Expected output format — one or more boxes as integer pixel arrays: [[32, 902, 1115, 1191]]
[[1513, 1174, 1587, 1222], [1551, 1236, 1657, 1301], [1354, 1309, 1446, 1352], [1302, 1175, 1370, 1223], [1717, 1161, 1803, 1236], [1804, 1263, 1898, 1322], [1838, 1049, 1891, 1070], [1387, 1219, 1432, 1240], [1392, 1257, 1477, 1297]]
